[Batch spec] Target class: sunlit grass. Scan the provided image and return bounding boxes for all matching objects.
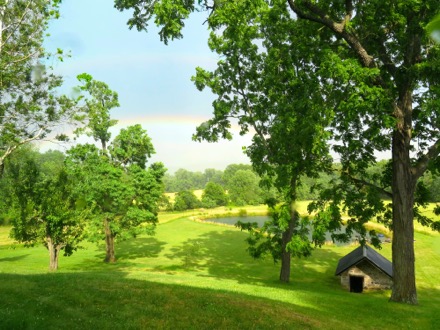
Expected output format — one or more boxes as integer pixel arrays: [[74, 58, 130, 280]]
[[0, 204, 439, 329]]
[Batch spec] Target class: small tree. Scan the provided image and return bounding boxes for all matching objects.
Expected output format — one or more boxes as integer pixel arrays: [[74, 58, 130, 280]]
[[202, 182, 228, 207], [174, 190, 201, 211], [227, 170, 263, 207], [6, 147, 84, 271]]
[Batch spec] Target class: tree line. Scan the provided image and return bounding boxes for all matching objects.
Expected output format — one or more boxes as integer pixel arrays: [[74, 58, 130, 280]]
[[164, 161, 440, 210]]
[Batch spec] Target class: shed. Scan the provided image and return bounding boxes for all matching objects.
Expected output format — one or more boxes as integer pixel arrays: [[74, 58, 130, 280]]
[[335, 245, 393, 293]]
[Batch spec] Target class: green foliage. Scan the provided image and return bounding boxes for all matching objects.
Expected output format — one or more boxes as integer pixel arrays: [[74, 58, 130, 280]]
[[227, 170, 263, 206], [201, 182, 228, 207], [237, 203, 312, 263], [74, 73, 119, 149], [110, 124, 155, 169], [118, 0, 440, 301], [114, 0, 205, 44], [238, 209, 247, 217], [67, 76, 166, 262], [0, 0, 79, 177], [166, 168, 206, 192], [173, 190, 201, 211], [427, 13, 440, 42], [3, 146, 84, 270]]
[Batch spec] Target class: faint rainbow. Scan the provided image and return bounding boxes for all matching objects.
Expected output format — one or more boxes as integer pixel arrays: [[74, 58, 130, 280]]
[[34, 114, 244, 151]]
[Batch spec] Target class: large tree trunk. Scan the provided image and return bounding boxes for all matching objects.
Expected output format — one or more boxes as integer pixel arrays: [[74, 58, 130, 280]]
[[104, 218, 116, 263], [389, 94, 418, 304], [279, 209, 297, 283], [47, 236, 60, 271]]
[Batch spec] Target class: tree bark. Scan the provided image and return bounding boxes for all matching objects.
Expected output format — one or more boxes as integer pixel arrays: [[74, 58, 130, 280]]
[[390, 116, 417, 304], [104, 218, 116, 263], [279, 209, 297, 283], [47, 236, 60, 271]]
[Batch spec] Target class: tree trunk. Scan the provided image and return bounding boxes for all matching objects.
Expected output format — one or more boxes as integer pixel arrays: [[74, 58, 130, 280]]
[[279, 209, 297, 283], [47, 236, 60, 271], [390, 127, 417, 304], [104, 218, 116, 263]]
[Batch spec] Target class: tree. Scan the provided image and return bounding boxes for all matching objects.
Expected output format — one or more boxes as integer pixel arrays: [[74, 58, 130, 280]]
[[4, 147, 84, 271], [287, 1, 440, 305], [173, 190, 201, 211], [203, 168, 224, 186], [202, 182, 228, 208], [222, 164, 253, 188], [0, 0, 78, 177], [70, 76, 165, 263], [116, 0, 440, 304], [227, 170, 264, 207], [195, 2, 331, 281]]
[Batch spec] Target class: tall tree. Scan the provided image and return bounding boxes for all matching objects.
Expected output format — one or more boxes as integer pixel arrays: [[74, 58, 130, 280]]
[[71, 76, 165, 263], [0, 0, 78, 177], [286, 0, 440, 305], [116, 0, 440, 304], [192, 1, 331, 281]]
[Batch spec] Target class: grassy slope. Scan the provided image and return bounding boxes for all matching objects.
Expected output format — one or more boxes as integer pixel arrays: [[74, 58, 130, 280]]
[[0, 205, 439, 329]]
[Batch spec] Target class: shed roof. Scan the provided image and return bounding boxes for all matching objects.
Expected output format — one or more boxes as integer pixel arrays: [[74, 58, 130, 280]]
[[335, 245, 393, 278]]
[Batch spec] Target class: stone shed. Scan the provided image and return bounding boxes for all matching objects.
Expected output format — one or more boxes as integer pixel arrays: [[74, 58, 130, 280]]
[[335, 245, 393, 293]]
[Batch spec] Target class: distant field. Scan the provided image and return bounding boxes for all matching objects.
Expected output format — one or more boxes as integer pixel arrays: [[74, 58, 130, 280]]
[[164, 189, 204, 203], [0, 205, 439, 329]]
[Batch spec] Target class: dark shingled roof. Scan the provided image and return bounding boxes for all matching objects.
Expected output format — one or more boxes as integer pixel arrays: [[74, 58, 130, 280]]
[[335, 245, 393, 278]]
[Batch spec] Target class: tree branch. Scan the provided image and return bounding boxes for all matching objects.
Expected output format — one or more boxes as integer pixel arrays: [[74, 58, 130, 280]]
[[342, 170, 393, 198], [287, 0, 375, 68], [412, 138, 440, 181]]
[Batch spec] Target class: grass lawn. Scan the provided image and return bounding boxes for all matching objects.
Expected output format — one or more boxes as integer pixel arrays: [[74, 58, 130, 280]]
[[0, 205, 439, 329]]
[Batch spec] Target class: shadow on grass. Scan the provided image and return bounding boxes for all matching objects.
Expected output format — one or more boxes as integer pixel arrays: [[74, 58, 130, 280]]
[[71, 237, 167, 271], [0, 271, 323, 329], [0, 271, 437, 330], [0, 254, 30, 263], [161, 229, 343, 287]]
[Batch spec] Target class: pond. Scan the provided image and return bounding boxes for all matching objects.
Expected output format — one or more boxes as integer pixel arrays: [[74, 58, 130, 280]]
[[203, 216, 271, 227], [203, 215, 380, 245]]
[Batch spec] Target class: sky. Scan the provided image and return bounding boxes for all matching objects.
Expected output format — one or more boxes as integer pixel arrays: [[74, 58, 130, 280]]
[[41, 0, 252, 173]]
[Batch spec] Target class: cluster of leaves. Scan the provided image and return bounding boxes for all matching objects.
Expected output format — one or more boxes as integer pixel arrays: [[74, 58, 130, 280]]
[[0, 0, 80, 176]]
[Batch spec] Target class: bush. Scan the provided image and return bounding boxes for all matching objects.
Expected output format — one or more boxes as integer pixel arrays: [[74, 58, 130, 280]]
[[238, 209, 248, 217], [201, 196, 217, 209], [202, 182, 229, 207], [174, 190, 201, 211]]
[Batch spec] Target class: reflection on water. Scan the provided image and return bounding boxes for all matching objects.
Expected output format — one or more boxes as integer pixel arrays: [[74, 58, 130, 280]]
[[203, 216, 270, 227]]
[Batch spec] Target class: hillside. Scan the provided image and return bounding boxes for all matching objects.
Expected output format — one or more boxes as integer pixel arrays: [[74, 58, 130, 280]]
[[0, 211, 439, 329]]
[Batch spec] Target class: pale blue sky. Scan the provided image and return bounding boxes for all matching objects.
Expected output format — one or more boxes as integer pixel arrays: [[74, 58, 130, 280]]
[[43, 0, 252, 173]]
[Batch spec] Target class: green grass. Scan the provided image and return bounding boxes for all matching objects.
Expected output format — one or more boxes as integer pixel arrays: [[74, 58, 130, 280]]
[[0, 207, 439, 329]]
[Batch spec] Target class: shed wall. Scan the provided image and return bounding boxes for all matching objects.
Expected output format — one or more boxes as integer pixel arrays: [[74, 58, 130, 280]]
[[340, 260, 392, 290]]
